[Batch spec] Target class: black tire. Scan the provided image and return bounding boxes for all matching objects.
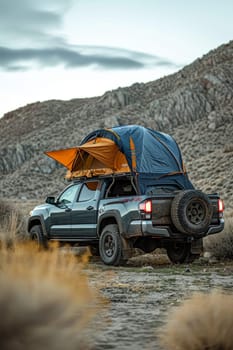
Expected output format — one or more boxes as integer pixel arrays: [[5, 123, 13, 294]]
[[171, 190, 213, 236], [166, 242, 200, 264], [99, 224, 129, 266], [29, 225, 47, 249]]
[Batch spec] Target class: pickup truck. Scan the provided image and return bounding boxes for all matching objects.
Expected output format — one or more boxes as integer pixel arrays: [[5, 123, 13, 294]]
[[28, 173, 224, 265]]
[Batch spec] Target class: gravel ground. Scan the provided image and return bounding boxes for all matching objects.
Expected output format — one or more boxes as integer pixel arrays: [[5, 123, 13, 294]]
[[84, 258, 233, 350]]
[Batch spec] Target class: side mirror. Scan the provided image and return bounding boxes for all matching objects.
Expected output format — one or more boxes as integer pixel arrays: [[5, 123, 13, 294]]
[[45, 196, 56, 205]]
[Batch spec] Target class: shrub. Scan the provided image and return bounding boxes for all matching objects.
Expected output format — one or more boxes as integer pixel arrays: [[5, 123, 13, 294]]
[[204, 215, 233, 259], [0, 242, 99, 350], [223, 144, 233, 153], [159, 291, 233, 350], [0, 199, 27, 245]]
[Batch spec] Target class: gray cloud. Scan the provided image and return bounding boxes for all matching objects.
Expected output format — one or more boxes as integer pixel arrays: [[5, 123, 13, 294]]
[[0, 0, 71, 47], [0, 45, 179, 71], [0, 46, 144, 70], [0, 0, 70, 28], [0, 0, 180, 71]]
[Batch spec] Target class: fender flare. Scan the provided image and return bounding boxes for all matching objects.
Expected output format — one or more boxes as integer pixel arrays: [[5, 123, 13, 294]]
[[28, 216, 48, 237], [97, 211, 125, 237]]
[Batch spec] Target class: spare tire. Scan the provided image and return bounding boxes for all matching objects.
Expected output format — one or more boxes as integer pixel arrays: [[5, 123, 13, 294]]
[[171, 190, 213, 236]]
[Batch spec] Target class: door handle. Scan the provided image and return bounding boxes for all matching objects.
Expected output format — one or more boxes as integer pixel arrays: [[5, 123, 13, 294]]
[[65, 207, 72, 212], [86, 206, 94, 211]]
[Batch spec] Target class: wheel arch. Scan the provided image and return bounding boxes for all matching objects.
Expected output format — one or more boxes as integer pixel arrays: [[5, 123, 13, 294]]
[[28, 216, 48, 236], [98, 213, 124, 237]]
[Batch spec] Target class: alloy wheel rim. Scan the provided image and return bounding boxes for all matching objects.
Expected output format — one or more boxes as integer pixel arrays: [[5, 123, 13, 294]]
[[104, 234, 115, 257], [187, 200, 206, 225]]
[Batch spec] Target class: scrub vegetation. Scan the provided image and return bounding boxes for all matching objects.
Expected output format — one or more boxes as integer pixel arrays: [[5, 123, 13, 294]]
[[159, 291, 233, 350], [0, 201, 99, 350], [0, 199, 26, 245]]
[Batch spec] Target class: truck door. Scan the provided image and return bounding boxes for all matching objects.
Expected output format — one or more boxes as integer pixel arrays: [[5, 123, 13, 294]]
[[71, 180, 100, 238], [49, 183, 81, 237]]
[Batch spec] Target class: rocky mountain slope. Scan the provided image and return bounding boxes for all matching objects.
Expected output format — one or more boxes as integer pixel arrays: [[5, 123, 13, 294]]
[[0, 41, 232, 210]]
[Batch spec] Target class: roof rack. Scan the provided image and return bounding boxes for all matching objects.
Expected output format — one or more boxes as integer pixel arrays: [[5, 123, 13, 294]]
[[68, 172, 133, 182]]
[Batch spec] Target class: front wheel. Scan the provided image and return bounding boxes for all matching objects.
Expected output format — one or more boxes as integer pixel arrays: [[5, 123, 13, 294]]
[[166, 242, 200, 264], [29, 225, 47, 249], [99, 224, 132, 266]]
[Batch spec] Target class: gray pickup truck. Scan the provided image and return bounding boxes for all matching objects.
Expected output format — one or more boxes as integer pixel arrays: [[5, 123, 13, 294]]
[[28, 173, 224, 265]]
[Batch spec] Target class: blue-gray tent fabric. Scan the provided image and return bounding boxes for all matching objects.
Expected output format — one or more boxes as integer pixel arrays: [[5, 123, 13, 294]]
[[138, 173, 194, 194], [81, 125, 183, 174], [80, 125, 194, 191], [115, 125, 183, 173]]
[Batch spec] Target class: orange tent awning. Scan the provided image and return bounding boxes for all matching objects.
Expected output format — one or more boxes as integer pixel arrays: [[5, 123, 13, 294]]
[[78, 139, 119, 169], [45, 137, 130, 178], [45, 147, 78, 170]]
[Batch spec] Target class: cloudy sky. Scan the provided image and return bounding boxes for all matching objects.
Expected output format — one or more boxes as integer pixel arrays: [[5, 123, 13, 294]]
[[0, 0, 232, 117]]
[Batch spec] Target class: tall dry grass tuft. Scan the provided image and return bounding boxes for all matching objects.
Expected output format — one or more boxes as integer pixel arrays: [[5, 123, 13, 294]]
[[159, 291, 233, 350], [0, 242, 100, 350], [223, 144, 233, 153], [0, 199, 27, 246], [204, 215, 233, 259]]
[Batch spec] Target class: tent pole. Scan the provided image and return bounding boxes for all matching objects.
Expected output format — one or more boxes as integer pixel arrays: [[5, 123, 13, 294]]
[[132, 172, 140, 195]]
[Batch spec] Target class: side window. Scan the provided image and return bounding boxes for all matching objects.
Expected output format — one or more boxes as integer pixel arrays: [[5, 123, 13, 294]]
[[78, 181, 99, 202], [58, 184, 80, 204]]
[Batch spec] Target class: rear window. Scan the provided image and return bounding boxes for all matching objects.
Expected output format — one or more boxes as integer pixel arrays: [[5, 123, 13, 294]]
[[78, 181, 99, 201], [106, 178, 137, 198]]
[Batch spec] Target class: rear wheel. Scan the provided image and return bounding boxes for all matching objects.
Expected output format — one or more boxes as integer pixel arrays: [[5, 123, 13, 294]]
[[166, 242, 200, 264], [29, 225, 47, 249], [99, 224, 132, 266]]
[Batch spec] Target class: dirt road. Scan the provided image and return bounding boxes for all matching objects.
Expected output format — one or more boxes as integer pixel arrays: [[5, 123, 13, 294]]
[[85, 258, 233, 349]]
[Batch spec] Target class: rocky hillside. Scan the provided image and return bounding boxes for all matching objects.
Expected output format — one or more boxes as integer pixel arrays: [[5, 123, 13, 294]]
[[0, 41, 232, 210]]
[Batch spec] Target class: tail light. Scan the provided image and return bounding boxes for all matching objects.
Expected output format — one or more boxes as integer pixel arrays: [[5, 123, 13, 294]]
[[218, 199, 224, 213], [139, 199, 152, 219]]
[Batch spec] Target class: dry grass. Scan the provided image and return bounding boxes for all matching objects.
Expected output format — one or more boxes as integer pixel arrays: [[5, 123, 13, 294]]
[[0, 198, 101, 349], [0, 199, 27, 246], [0, 242, 100, 350], [159, 291, 233, 350], [204, 215, 233, 260], [223, 144, 233, 153]]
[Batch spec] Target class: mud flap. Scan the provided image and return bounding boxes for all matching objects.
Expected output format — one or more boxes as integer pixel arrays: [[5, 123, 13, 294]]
[[191, 238, 203, 254], [121, 236, 134, 260]]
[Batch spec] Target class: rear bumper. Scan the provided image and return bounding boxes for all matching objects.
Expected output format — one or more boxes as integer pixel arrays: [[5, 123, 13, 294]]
[[141, 221, 171, 237], [206, 218, 224, 235], [127, 218, 224, 238], [127, 220, 171, 238]]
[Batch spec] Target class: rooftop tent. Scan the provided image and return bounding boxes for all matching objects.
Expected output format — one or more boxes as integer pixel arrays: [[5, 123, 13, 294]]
[[80, 125, 194, 190], [81, 125, 184, 173], [45, 125, 194, 191]]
